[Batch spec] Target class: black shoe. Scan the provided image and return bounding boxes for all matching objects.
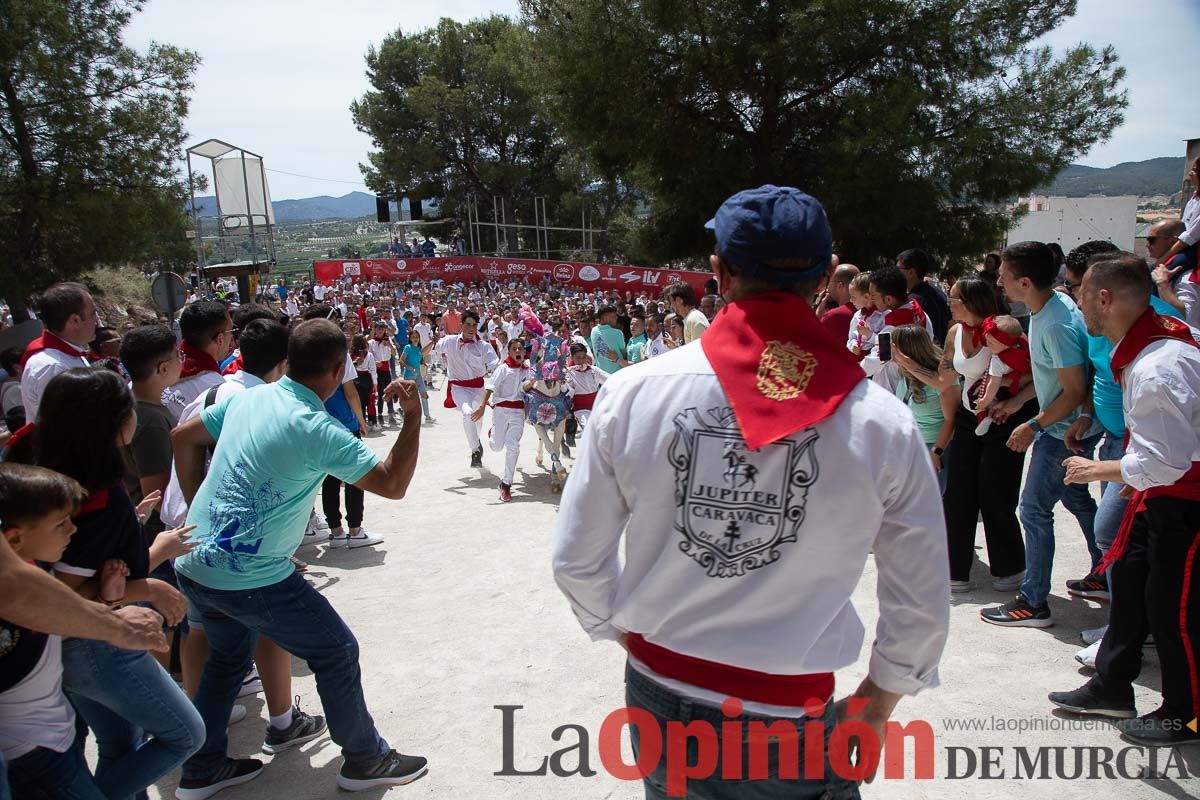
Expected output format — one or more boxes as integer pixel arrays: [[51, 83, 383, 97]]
[[470, 447, 483, 468], [1048, 680, 1136, 719], [1120, 710, 1200, 747], [261, 701, 328, 754], [176, 758, 263, 800], [981, 596, 1053, 628], [1066, 571, 1110, 602], [337, 749, 428, 791]]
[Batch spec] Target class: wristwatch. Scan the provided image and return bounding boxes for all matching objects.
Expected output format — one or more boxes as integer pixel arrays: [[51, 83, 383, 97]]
[[1028, 418, 1044, 434], [932, 446, 945, 456]]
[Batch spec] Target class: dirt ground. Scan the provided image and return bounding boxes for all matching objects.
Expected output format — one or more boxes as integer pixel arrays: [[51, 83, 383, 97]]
[[143, 390, 1200, 800]]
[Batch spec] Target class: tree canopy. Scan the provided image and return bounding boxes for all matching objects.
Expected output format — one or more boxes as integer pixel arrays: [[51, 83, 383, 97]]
[[352, 16, 615, 255], [0, 0, 199, 317], [515, 0, 1126, 270]]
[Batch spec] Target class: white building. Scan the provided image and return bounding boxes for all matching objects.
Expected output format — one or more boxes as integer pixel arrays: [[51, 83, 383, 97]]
[[1005, 195, 1137, 252]]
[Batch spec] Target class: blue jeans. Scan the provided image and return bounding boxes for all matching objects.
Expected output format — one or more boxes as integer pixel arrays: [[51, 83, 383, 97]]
[[6, 737, 106, 800], [1018, 432, 1102, 607], [625, 665, 860, 800], [1094, 433, 1128, 557], [61, 638, 204, 800], [178, 571, 389, 779]]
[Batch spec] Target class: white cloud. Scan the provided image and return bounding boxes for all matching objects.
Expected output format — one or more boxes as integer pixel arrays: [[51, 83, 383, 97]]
[[125, 0, 1199, 199]]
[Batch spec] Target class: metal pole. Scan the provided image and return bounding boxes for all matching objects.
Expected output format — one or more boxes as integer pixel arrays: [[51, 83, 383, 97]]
[[493, 196, 501, 253], [239, 150, 256, 303]]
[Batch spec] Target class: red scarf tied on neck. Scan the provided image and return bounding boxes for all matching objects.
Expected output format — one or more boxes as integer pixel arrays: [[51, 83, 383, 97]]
[[504, 355, 524, 369], [884, 299, 927, 328], [961, 322, 987, 349], [700, 292, 865, 451], [20, 331, 85, 368], [981, 316, 1032, 392], [1098, 307, 1200, 574], [178, 342, 220, 380]]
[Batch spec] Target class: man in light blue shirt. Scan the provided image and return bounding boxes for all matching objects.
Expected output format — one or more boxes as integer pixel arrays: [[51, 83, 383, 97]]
[[981, 241, 1102, 629], [171, 319, 428, 795], [589, 305, 629, 374]]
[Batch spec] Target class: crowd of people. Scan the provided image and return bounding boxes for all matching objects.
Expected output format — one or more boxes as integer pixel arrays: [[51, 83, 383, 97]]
[[0, 163, 1196, 799]]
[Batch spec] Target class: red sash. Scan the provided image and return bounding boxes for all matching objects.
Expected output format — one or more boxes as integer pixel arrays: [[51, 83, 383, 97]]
[[699, 292, 865, 451], [179, 343, 220, 380], [496, 400, 524, 409], [20, 331, 86, 368], [572, 392, 597, 412], [1099, 308, 1200, 572], [884, 299, 926, 329], [627, 634, 834, 707], [444, 377, 484, 408]]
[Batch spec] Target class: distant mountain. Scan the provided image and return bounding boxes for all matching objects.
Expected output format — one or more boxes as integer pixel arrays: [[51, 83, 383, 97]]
[[190, 191, 394, 222], [1040, 157, 1186, 197]]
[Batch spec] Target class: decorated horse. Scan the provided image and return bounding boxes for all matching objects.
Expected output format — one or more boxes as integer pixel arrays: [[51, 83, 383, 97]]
[[522, 321, 572, 492]]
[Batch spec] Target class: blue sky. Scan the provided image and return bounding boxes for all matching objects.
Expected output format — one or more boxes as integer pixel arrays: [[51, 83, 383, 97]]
[[124, 0, 1200, 200]]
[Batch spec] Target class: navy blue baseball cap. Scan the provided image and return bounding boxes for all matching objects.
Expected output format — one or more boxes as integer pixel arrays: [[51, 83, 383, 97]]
[[705, 185, 833, 282]]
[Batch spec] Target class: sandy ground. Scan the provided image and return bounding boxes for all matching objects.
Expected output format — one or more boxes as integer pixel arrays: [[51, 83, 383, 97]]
[[139, 390, 1200, 800]]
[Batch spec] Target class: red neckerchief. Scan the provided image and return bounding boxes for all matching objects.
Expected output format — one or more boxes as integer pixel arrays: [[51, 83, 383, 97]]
[[20, 331, 86, 368], [961, 323, 986, 349], [458, 334, 477, 348], [1109, 306, 1198, 387], [222, 353, 243, 376], [700, 291, 865, 451], [77, 487, 111, 516], [884, 299, 926, 328], [861, 305, 878, 319], [178, 343, 220, 379], [504, 356, 523, 369]]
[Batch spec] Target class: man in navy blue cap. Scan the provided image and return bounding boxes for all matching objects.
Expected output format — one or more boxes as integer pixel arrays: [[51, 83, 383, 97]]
[[553, 185, 949, 797]]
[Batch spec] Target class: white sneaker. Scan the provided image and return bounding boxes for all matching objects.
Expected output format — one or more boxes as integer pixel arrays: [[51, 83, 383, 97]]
[[327, 530, 348, 549], [238, 666, 262, 697], [974, 417, 993, 436], [1075, 640, 1100, 669], [1081, 625, 1108, 646], [950, 580, 972, 594], [304, 511, 329, 540], [992, 570, 1026, 592], [345, 529, 384, 549], [228, 704, 247, 727]]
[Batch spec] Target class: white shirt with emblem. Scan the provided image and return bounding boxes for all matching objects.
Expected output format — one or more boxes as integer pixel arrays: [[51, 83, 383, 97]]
[[552, 341, 949, 709]]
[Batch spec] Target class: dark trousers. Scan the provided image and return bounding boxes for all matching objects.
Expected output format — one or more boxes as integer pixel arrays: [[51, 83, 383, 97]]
[[1095, 496, 1200, 723], [322, 431, 365, 529], [355, 372, 375, 423], [376, 368, 394, 414], [942, 400, 1035, 581]]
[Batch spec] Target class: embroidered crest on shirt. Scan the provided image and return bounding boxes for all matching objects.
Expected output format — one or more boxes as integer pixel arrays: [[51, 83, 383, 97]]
[[669, 407, 819, 578], [756, 341, 817, 401]]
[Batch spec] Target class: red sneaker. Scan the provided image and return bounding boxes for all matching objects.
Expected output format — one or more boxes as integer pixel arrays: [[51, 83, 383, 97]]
[[499, 483, 512, 503]]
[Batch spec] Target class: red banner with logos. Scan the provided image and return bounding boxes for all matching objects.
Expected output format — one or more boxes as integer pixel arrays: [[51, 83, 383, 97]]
[[311, 257, 711, 295]]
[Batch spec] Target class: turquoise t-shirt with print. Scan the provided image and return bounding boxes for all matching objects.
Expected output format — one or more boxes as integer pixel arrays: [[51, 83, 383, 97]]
[[175, 377, 380, 590], [590, 324, 627, 374]]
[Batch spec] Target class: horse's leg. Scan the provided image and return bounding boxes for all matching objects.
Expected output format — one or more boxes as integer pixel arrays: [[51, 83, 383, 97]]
[[535, 424, 545, 467]]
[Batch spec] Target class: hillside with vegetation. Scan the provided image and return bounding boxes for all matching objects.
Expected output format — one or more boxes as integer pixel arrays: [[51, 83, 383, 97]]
[[1040, 157, 1186, 197]]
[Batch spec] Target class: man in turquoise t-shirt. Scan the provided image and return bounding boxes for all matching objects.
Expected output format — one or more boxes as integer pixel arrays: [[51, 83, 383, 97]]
[[589, 305, 629, 374], [982, 241, 1103, 630], [627, 316, 647, 364], [171, 319, 428, 795]]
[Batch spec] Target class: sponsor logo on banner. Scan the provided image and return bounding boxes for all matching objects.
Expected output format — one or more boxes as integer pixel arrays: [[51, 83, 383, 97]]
[[342, 262, 361, 276], [578, 265, 601, 282], [668, 273, 684, 283], [396, 260, 408, 271], [642, 270, 663, 285], [506, 263, 528, 275], [443, 260, 475, 272], [553, 264, 574, 282]]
